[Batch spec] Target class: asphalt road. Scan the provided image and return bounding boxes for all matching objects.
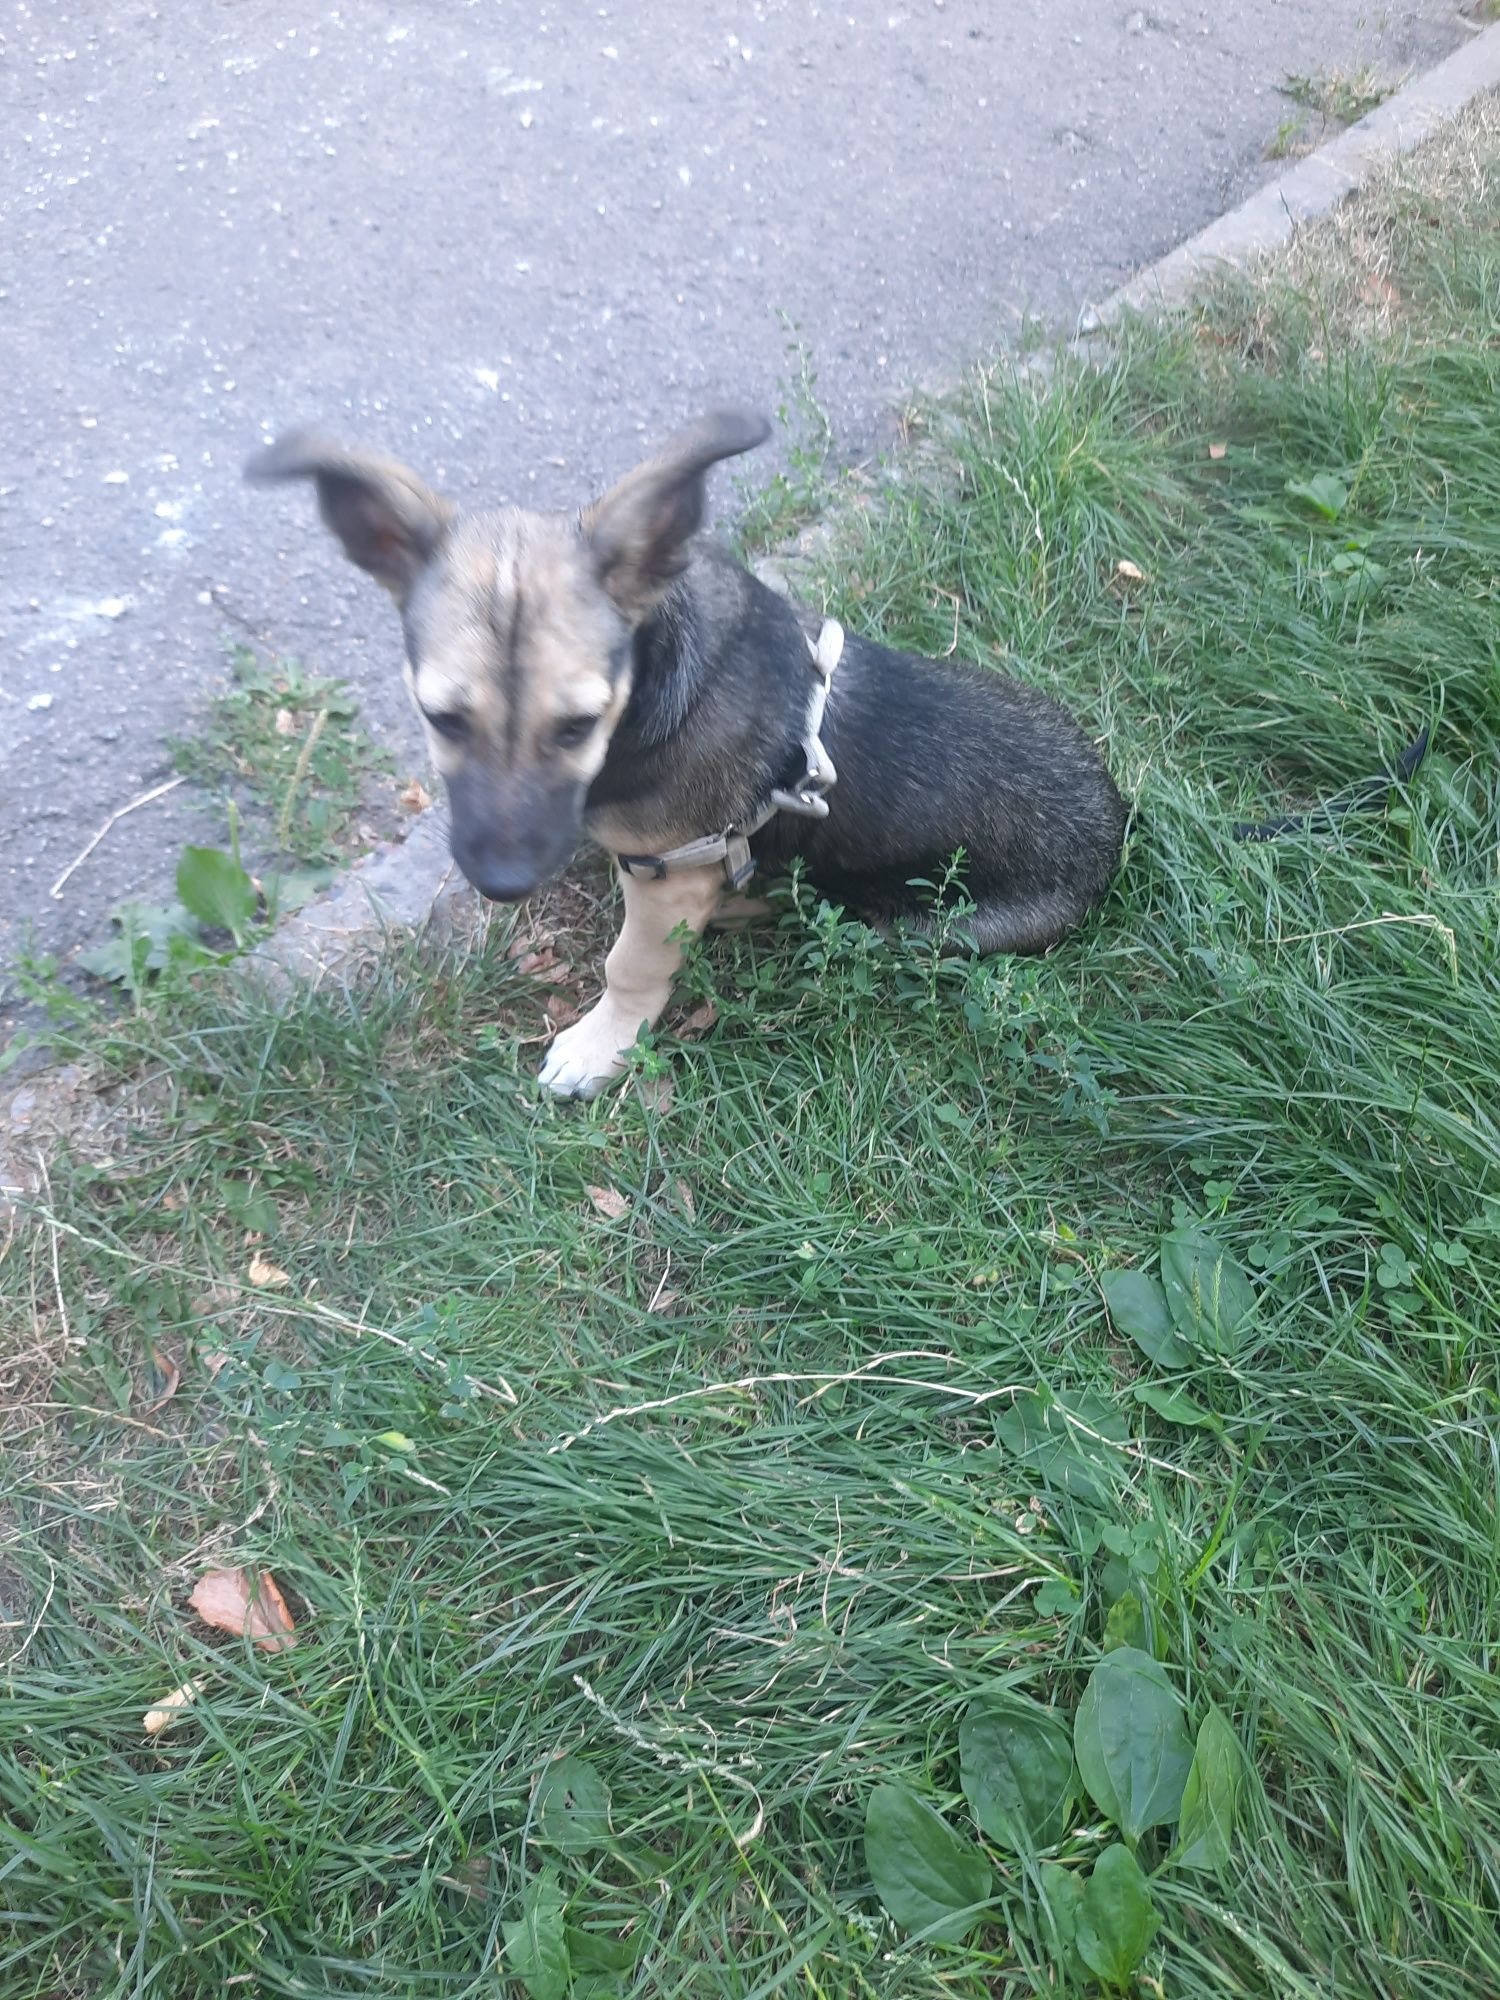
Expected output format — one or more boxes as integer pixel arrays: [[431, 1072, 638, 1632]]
[[0, 0, 1466, 1029]]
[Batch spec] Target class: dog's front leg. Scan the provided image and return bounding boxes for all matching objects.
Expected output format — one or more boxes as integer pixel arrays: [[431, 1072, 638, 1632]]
[[538, 863, 724, 1100]]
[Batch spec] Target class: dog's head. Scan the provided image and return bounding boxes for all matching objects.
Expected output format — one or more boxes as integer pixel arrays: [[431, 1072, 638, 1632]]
[[246, 411, 769, 902]]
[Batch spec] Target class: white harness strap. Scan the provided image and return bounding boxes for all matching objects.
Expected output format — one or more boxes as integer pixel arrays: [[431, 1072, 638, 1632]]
[[617, 619, 844, 889]]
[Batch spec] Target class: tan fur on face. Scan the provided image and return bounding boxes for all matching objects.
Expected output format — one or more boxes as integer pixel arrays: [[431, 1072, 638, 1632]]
[[403, 509, 632, 782]]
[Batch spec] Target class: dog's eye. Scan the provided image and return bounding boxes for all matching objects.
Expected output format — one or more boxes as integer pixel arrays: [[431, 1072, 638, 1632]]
[[423, 709, 469, 742], [553, 715, 599, 752]]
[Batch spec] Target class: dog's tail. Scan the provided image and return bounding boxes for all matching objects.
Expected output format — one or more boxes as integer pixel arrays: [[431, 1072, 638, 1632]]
[[1232, 729, 1430, 843]]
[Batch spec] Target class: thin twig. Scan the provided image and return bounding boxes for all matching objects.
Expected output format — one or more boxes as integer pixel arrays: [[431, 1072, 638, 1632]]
[[548, 1348, 1198, 1480], [49, 777, 186, 900], [0, 1554, 56, 1668], [1274, 910, 1458, 978]]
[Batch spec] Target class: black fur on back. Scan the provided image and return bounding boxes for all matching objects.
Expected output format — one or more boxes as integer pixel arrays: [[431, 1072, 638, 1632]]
[[587, 545, 1127, 954]]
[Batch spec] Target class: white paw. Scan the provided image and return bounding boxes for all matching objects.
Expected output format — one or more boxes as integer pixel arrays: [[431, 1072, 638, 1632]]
[[537, 1005, 643, 1100]]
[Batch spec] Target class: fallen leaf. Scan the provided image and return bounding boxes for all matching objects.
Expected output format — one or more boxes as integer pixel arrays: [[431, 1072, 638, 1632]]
[[514, 947, 557, 977], [1115, 558, 1144, 581], [675, 1179, 697, 1220], [650, 1288, 680, 1314], [273, 707, 298, 737], [508, 929, 555, 960], [586, 1185, 629, 1220], [398, 777, 433, 812], [247, 1251, 290, 1288], [1208, 442, 1228, 461], [200, 1350, 232, 1378], [141, 1341, 183, 1414], [144, 1680, 201, 1735], [680, 1000, 719, 1036], [161, 1188, 186, 1212], [440, 1855, 492, 1902], [545, 995, 581, 1028], [188, 1568, 297, 1651], [637, 1074, 675, 1115]]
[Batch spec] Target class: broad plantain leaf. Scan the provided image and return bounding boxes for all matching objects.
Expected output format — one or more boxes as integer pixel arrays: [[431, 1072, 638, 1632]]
[[865, 1783, 991, 1943], [1102, 1268, 1194, 1368], [959, 1693, 1076, 1853], [1172, 1704, 1240, 1875], [1285, 471, 1348, 519], [1075, 1843, 1160, 1988], [536, 1755, 613, 1853], [1160, 1230, 1256, 1355], [993, 1389, 1129, 1506], [1102, 1590, 1149, 1655], [177, 845, 258, 942], [1131, 1381, 1222, 1431], [1038, 1861, 1087, 1983], [78, 899, 202, 988], [1074, 1648, 1193, 1841], [502, 1868, 570, 2000]]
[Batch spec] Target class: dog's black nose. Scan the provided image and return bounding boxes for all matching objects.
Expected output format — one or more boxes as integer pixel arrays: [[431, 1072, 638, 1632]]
[[463, 859, 541, 903]]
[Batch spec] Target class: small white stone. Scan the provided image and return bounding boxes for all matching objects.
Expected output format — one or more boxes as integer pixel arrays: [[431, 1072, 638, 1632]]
[[27, 692, 54, 711], [103, 469, 128, 484]]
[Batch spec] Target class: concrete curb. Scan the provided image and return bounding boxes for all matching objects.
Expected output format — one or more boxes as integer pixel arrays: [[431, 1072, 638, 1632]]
[[1091, 21, 1500, 325], [5, 27, 1499, 1214]]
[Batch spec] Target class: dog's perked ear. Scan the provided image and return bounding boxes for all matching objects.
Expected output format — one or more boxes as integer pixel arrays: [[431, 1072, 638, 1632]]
[[244, 431, 454, 600], [583, 409, 771, 621]]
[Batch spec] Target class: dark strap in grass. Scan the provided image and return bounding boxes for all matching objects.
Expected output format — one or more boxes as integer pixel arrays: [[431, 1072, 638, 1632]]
[[1233, 728, 1430, 843]]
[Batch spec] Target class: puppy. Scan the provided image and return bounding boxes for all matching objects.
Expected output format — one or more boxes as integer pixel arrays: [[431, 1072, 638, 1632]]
[[247, 412, 1126, 1097]]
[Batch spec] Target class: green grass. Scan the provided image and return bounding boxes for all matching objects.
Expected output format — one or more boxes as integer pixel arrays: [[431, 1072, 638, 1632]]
[[1279, 68, 1394, 129], [169, 643, 395, 867], [4, 128, 1500, 1999]]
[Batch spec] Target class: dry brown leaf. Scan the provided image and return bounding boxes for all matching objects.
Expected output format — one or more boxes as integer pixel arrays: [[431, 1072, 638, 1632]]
[[247, 1251, 290, 1289], [649, 1288, 680, 1314], [1358, 273, 1400, 307], [545, 995, 581, 1028], [143, 1680, 201, 1735], [440, 1854, 492, 1901], [674, 1179, 697, 1221], [514, 947, 557, 977], [680, 1000, 719, 1036], [507, 928, 555, 960], [1115, 558, 1144, 581], [141, 1341, 183, 1414], [586, 1185, 629, 1220], [273, 707, 298, 737], [161, 1188, 186, 1212], [200, 1349, 232, 1379], [398, 777, 433, 813], [188, 1568, 297, 1651], [1208, 442, 1228, 461], [636, 1074, 675, 1115]]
